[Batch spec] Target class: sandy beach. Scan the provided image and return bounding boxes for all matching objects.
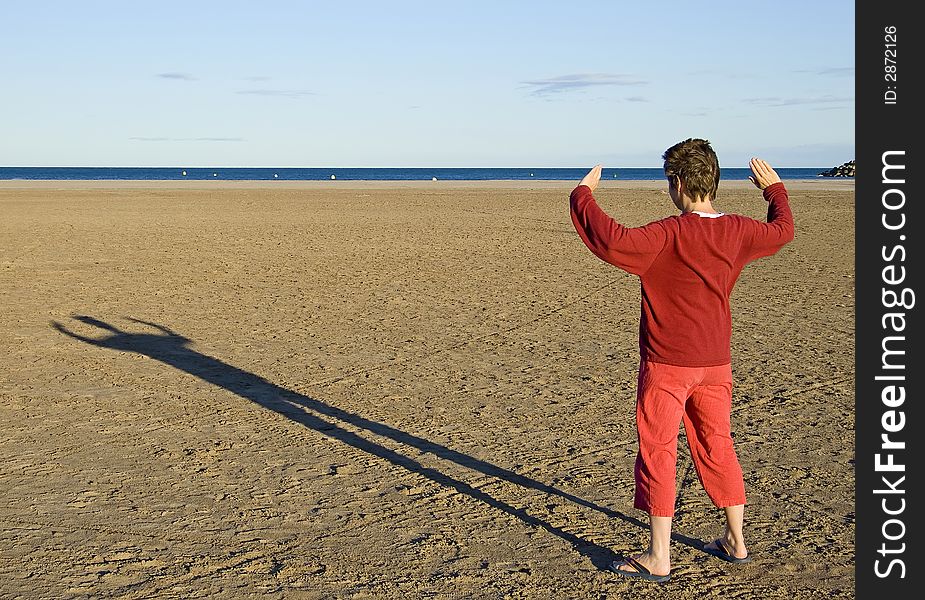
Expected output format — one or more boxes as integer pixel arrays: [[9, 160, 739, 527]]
[[1, 180, 855, 598]]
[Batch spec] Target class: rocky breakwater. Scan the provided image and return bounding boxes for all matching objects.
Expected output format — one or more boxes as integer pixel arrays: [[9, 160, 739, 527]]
[[819, 160, 855, 177]]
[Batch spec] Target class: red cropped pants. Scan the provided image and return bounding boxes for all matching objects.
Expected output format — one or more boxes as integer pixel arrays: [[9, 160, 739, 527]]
[[633, 360, 746, 517]]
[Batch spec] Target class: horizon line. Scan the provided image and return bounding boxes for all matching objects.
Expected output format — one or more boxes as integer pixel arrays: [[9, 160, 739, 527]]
[[0, 164, 838, 170]]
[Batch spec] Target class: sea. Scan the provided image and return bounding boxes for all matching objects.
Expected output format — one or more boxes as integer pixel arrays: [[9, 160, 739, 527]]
[[0, 167, 829, 181]]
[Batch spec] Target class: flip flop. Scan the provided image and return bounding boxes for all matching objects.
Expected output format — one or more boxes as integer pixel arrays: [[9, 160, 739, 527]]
[[704, 539, 752, 564], [608, 556, 671, 582]]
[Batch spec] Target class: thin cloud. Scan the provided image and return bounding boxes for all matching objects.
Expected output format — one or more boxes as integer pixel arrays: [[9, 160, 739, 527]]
[[521, 73, 647, 96], [742, 94, 853, 107], [242, 75, 272, 81], [157, 72, 197, 81], [799, 67, 854, 76], [129, 137, 245, 142], [236, 89, 315, 98], [592, 95, 651, 104]]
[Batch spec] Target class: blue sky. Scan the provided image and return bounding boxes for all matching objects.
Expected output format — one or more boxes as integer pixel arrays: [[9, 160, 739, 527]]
[[1, 1, 854, 167]]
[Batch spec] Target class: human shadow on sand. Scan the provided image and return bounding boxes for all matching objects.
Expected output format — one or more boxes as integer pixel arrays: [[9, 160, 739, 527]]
[[52, 315, 703, 569]]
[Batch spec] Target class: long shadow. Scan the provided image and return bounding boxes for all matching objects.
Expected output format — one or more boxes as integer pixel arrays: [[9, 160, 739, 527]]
[[52, 315, 703, 568]]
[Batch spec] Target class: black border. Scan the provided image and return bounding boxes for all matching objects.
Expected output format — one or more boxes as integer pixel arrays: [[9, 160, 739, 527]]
[[856, 1, 919, 597]]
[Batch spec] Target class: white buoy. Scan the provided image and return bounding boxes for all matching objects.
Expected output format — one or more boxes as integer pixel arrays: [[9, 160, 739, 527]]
[[432, 176, 437, 181], [274, 173, 278, 178], [213, 173, 217, 177], [182, 170, 187, 176], [530, 173, 534, 176], [331, 174, 336, 180]]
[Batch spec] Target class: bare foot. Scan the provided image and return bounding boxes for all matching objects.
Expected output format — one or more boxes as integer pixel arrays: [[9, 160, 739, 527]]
[[704, 537, 751, 563], [612, 551, 670, 578]]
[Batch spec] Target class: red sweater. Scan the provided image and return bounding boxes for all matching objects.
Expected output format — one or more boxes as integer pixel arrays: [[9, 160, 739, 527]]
[[570, 182, 794, 367]]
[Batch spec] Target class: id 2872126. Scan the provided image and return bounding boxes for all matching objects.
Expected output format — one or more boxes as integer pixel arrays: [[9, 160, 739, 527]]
[[883, 26, 897, 105]]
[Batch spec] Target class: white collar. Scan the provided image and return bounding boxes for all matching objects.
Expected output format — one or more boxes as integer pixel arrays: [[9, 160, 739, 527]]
[[691, 211, 725, 218]]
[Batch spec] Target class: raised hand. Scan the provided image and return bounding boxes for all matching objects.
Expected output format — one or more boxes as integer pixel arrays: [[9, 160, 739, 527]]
[[578, 164, 603, 193], [748, 158, 781, 190]]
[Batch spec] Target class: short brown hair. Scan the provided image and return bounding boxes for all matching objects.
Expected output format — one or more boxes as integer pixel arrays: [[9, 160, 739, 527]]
[[662, 138, 720, 201]]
